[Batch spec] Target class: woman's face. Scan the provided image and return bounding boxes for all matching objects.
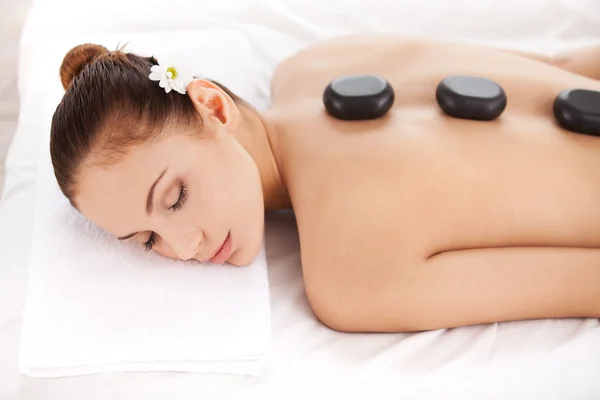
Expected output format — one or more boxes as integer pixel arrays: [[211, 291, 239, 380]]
[[75, 123, 265, 266]]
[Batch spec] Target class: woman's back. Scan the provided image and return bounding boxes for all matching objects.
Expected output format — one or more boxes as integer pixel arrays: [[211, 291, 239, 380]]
[[265, 35, 600, 332]]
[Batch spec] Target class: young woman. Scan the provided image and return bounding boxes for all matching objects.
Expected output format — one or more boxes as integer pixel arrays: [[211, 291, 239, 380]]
[[50, 35, 600, 333]]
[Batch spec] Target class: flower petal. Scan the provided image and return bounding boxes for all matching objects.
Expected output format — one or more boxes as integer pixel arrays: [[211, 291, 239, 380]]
[[159, 77, 168, 89], [164, 84, 172, 94], [173, 78, 189, 94], [148, 70, 162, 81], [172, 81, 185, 94]]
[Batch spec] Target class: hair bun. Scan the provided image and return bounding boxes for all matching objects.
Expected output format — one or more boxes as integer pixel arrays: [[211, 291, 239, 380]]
[[59, 44, 109, 90]]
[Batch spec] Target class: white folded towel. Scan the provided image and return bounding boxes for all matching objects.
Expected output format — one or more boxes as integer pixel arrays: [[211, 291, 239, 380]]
[[17, 30, 272, 378]]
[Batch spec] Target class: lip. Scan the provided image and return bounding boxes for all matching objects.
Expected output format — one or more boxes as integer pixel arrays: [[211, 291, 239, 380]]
[[207, 232, 232, 264]]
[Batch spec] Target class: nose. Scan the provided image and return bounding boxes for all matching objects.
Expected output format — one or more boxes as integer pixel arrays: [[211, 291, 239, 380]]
[[162, 228, 203, 261], [173, 243, 198, 261]]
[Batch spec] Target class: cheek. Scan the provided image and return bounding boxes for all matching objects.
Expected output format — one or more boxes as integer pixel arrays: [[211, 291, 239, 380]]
[[189, 148, 263, 226], [152, 236, 179, 260], [191, 167, 235, 217], [236, 166, 264, 211]]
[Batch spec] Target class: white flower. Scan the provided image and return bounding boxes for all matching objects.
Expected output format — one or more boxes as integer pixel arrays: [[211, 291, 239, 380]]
[[148, 53, 194, 95]]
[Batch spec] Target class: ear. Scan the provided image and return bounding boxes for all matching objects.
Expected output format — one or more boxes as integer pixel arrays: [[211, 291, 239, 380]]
[[187, 79, 240, 131]]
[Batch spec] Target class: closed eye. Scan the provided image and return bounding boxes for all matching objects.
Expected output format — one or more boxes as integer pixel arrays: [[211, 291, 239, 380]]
[[144, 232, 156, 252], [142, 184, 187, 252], [169, 183, 188, 211]]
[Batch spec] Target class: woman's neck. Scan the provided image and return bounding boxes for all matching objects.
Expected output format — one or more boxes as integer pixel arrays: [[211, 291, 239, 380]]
[[235, 105, 291, 211]]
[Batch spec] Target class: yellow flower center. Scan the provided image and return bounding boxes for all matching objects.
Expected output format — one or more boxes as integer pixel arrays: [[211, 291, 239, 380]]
[[166, 66, 178, 80]]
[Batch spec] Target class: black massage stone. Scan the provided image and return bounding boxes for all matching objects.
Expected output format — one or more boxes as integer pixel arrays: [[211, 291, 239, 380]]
[[323, 74, 395, 120], [553, 89, 600, 136], [436, 75, 507, 121]]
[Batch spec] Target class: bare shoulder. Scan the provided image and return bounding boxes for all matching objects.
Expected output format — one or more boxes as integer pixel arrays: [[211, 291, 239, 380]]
[[270, 34, 424, 101]]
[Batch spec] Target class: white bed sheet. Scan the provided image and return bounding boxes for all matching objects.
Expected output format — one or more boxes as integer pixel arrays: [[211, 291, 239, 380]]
[[2, 0, 600, 398]]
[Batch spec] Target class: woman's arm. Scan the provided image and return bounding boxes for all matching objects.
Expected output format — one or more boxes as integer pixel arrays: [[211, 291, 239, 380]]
[[323, 247, 600, 333]]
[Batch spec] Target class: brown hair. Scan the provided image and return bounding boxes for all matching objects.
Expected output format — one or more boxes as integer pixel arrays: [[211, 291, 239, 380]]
[[50, 43, 242, 207]]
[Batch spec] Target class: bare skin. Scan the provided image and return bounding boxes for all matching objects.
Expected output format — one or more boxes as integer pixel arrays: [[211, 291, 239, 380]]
[[76, 35, 600, 333], [265, 35, 600, 332]]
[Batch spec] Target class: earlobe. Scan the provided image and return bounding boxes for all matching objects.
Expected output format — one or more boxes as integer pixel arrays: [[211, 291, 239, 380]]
[[187, 79, 240, 129]]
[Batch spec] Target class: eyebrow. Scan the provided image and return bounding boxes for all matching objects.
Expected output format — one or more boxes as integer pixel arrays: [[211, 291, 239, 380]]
[[117, 232, 137, 241], [116, 167, 168, 241], [146, 167, 168, 216]]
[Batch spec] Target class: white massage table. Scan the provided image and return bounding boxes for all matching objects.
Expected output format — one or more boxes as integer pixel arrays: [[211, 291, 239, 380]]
[[2, 0, 600, 398]]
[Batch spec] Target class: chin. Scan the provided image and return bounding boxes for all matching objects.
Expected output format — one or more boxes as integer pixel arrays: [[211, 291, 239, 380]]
[[228, 258, 251, 267], [228, 224, 265, 266], [227, 249, 257, 266], [229, 240, 263, 266]]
